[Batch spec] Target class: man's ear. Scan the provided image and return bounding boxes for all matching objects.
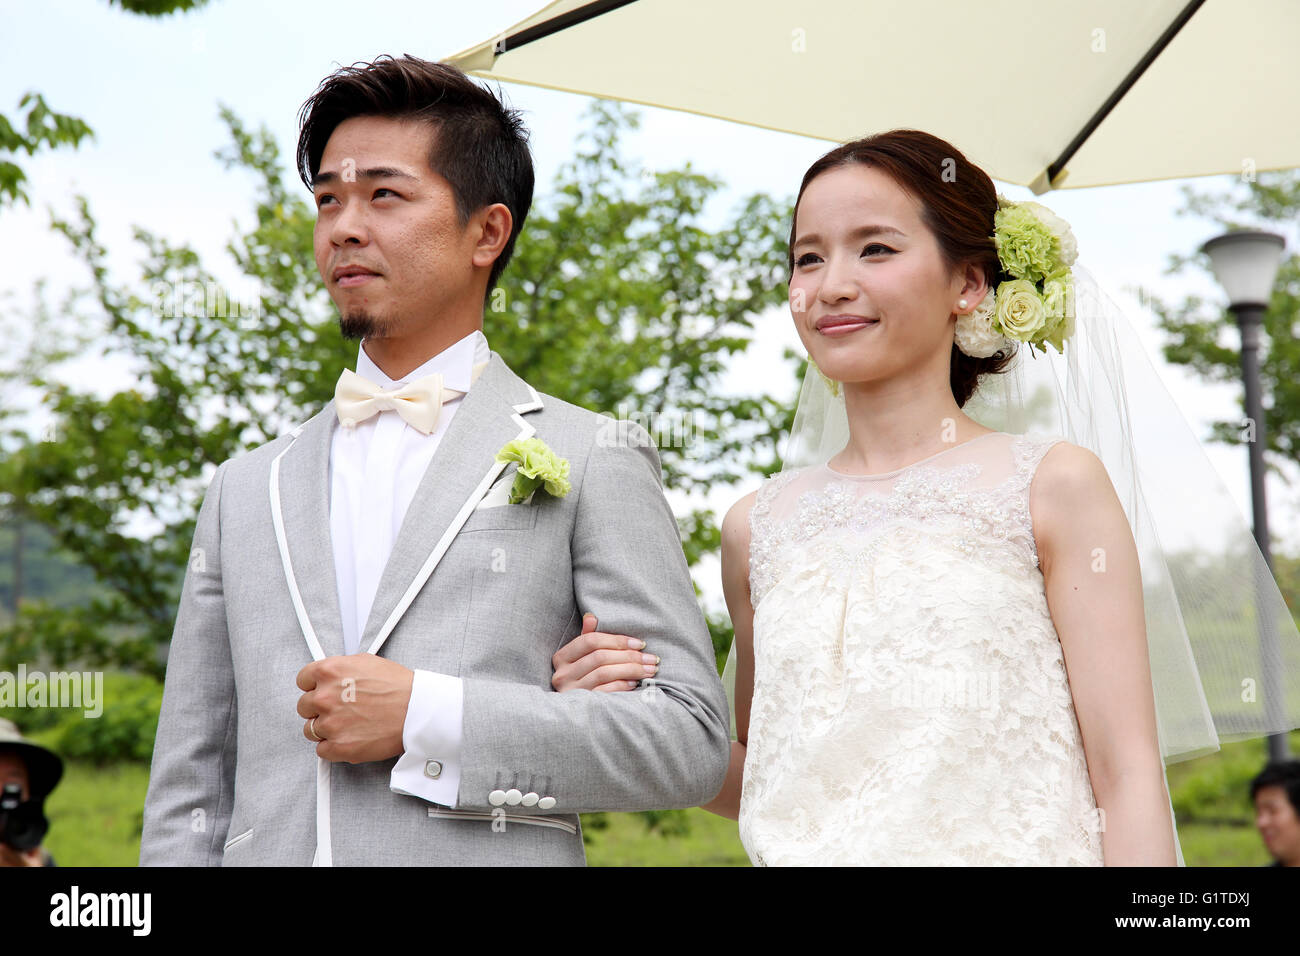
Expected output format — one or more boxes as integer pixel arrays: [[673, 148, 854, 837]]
[[470, 203, 512, 269]]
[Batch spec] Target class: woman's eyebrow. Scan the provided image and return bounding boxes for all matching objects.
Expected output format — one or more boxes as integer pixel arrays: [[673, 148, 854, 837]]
[[792, 224, 906, 250]]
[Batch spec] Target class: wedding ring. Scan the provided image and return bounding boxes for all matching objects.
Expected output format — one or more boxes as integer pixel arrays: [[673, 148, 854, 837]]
[[308, 717, 322, 742]]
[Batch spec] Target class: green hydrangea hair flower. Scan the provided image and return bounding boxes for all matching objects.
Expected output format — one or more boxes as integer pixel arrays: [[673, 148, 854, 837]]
[[993, 203, 1062, 284]]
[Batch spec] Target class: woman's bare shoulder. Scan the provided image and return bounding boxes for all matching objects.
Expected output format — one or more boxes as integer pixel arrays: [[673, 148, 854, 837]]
[[1030, 440, 1119, 557], [722, 489, 760, 555], [1033, 440, 1112, 500]]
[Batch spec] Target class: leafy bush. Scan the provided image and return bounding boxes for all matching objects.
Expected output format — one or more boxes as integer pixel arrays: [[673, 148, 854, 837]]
[[56, 673, 162, 764]]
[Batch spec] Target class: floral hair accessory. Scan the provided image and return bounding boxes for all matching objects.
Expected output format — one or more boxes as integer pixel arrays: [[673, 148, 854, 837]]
[[955, 195, 1078, 358]]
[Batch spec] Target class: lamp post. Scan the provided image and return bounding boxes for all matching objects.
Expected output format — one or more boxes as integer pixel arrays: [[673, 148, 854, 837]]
[[1200, 229, 1288, 762]]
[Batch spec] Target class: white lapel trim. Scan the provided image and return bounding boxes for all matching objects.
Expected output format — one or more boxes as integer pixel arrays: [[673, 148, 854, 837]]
[[269, 420, 335, 867], [269, 423, 326, 662], [514, 383, 543, 414], [364, 403, 538, 658]]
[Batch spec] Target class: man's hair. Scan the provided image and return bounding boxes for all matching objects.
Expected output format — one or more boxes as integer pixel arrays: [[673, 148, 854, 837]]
[[296, 54, 535, 298], [1251, 760, 1300, 813]]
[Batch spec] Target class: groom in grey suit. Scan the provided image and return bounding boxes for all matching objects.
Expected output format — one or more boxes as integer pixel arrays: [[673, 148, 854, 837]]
[[139, 55, 730, 866]]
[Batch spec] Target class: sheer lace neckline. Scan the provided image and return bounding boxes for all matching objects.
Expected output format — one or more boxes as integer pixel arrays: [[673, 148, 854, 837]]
[[822, 431, 1005, 480]]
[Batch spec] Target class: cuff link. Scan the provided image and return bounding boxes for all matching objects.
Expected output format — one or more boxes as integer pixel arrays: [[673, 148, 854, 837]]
[[424, 760, 443, 779]]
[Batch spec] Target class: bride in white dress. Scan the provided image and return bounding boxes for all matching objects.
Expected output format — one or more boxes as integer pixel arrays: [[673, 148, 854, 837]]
[[698, 131, 1178, 866], [559, 129, 1180, 865]]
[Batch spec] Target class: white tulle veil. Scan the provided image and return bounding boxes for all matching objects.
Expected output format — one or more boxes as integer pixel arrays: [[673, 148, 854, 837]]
[[722, 261, 1300, 864]]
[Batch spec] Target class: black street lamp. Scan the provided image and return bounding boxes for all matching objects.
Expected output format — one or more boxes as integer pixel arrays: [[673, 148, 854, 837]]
[[1200, 229, 1288, 762]]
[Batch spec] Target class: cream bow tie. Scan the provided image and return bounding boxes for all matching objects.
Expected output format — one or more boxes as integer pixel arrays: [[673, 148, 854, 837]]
[[334, 361, 488, 435]]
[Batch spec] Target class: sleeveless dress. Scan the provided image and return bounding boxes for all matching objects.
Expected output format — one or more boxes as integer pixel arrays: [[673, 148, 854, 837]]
[[738, 431, 1106, 866]]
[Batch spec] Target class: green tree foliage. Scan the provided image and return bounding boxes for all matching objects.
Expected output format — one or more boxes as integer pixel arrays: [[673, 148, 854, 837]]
[[106, 0, 211, 13], [0, 94, 93, 208], [489, 102, 793, 497]]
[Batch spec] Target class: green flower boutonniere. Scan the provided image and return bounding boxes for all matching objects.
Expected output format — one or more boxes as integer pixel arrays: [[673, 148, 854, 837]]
[[495, 437, 572, 504]]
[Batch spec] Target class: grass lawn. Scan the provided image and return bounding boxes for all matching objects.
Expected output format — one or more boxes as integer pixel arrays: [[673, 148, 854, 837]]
[[583, 809, 749, 866], [31, 730, 1296, 866], [42, 760, 150, 867]]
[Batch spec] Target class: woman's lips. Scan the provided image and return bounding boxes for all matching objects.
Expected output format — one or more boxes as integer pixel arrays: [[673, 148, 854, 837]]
[[817, 316, 879, 335]]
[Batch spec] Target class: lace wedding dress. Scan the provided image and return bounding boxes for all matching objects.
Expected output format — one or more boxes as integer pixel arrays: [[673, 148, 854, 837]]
[[739, 430, 1106, 866]]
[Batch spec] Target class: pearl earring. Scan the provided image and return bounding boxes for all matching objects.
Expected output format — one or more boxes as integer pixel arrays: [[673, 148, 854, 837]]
[[958, 298, 968, 310]]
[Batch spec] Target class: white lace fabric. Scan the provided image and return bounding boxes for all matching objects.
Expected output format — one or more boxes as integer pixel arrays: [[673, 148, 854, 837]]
[[739, 431, 1106, 866]]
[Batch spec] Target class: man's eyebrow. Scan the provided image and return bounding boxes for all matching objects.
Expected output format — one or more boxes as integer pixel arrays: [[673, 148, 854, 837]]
[[792, 224, 906, 250], [312, 167, 420, 187]]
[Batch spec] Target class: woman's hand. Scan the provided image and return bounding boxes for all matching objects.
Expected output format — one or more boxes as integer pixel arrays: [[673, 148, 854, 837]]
[[551, 612, 660, 692]]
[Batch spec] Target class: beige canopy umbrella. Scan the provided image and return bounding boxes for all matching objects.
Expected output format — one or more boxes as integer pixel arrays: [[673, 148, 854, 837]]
[[445, 0, 1300, 193]]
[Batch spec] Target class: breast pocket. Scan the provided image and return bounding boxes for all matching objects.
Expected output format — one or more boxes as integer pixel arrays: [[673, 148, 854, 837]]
[[459, 502, 539, 534]]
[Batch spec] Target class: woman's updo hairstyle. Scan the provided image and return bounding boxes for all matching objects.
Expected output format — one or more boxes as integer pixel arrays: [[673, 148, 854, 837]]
[[788, 128, 1017, 407]]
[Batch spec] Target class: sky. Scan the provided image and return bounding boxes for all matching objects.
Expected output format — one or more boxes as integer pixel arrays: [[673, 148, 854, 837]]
[[2, 0, 1298, 611]]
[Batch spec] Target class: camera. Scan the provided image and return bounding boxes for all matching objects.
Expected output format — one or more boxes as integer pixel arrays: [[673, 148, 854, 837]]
[[0, 781, 48, 853]]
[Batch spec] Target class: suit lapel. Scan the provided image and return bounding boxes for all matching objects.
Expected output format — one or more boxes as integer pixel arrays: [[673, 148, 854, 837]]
[[273, 402, 347, 660], [359, 352, 543, 657]]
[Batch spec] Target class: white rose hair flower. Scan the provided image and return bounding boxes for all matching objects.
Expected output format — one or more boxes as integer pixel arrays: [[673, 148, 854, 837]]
[[953, 288, 1008, 358]]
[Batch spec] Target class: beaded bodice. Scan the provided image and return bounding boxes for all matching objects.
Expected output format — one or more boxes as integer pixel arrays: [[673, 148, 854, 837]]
[[749, 431, 1055, 610]]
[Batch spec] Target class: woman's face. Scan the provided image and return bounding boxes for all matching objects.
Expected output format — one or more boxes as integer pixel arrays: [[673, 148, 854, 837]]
[[789, 163, 975, 388]]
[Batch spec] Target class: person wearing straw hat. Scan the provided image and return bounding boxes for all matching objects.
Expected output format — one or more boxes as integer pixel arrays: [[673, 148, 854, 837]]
[[0, 718, 62, 867]]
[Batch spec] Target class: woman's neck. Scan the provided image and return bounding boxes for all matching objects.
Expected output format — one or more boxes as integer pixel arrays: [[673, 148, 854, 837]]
[[834, 377, 988, 474]]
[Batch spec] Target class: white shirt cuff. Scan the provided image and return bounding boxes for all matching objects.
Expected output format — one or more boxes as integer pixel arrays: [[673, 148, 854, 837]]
[[389, 669, 463, 807]]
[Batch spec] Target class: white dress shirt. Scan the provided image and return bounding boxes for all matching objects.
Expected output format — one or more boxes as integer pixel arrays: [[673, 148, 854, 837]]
[[329, 329, 489, 807]]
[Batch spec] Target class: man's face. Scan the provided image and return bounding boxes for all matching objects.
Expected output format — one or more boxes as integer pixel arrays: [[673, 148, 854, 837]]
[[1255, 785, 1300, 863], [0, 751, 29, 802], [312, 115, 479, 341]]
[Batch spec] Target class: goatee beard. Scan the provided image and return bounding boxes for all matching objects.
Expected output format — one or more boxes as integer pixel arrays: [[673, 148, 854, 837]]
[[338, 309, 390, 341]]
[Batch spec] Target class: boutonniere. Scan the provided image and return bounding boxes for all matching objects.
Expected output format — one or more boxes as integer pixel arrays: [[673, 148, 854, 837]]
[[495, 437, 572, 504]]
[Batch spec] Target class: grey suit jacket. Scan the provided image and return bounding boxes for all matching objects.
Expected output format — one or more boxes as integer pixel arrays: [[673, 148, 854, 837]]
[[139, 352, 731, 866]]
